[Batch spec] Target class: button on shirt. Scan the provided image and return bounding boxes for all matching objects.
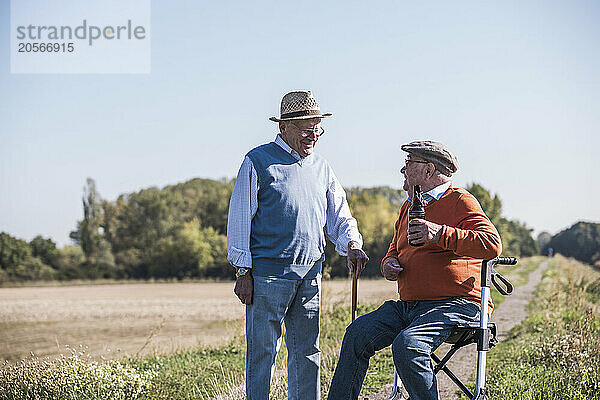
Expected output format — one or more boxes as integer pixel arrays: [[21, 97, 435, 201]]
[[227, 135, 363, 269]]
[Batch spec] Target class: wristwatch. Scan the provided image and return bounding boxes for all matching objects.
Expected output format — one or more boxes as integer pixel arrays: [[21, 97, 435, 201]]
[[236, 267, 249, 278]]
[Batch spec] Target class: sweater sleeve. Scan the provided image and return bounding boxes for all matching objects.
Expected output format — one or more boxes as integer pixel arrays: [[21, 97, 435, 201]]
[[381, 215, 402, 274], [435, 192, 502, 259]]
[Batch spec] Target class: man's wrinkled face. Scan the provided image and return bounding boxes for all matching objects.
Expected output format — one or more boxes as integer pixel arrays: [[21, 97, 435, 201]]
[[400, 155, 430, 197], [280, 118, 323, 158]]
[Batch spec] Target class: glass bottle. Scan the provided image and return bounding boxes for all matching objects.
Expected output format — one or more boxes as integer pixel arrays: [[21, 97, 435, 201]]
[[408, 185, 425, 247]]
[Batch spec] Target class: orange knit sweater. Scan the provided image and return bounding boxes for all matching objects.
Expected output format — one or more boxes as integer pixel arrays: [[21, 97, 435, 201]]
[[381, 186, 502, 310]]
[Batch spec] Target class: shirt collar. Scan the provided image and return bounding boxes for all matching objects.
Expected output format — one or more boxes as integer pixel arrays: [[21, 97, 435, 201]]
[[408, 181, 452, 203], [274, 134, 305, 161], [425, 181, 451, 200]]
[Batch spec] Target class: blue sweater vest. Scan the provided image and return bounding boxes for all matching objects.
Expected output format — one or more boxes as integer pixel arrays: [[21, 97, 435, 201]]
[[247, 142, 329, 279]]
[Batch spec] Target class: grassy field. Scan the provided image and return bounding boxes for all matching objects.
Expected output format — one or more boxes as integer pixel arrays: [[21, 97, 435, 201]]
[[0, 278, 399, 400], [0, 278, 399, 362], [0, 282, 245, 362], [1, 257, 548, 399]]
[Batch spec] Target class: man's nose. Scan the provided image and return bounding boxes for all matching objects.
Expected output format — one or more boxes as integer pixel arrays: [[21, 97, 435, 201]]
[[400, 166, 406, 174]]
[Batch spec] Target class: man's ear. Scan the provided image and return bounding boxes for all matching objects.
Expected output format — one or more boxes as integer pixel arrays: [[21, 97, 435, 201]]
[[279, 122, 286, 134], [425, 164, 434, 178]]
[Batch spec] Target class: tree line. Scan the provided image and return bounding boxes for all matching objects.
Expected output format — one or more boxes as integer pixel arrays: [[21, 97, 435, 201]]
[[537, 222, 600, 267], [1, 178, 550, 284]]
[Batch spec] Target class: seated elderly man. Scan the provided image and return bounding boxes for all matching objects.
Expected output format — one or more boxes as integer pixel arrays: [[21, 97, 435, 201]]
[[327, 141, 502, 400]]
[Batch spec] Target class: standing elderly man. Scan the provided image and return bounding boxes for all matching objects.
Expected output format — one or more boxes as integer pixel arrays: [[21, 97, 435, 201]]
[[227, 90, 369, 400], [327, 141, 502, 400]]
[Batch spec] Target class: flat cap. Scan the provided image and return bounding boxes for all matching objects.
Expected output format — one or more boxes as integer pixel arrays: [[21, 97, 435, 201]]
[[401, 140, 458, 176]]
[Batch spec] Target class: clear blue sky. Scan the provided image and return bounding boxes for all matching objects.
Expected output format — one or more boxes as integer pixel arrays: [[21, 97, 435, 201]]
[[1, 1, 599, 247]]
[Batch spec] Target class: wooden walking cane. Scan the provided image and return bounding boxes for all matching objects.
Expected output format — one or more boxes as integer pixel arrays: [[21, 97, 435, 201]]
[[351, 268, 358, 321]]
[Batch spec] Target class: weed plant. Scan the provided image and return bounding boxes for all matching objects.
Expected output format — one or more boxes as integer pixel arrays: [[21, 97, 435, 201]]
[[460, 256, 600, 399], [0, 346, 156, 400]]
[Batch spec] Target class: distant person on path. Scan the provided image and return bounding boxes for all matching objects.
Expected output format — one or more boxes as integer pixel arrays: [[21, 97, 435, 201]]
[[227, 90, 369, 400], [548, 247, 554, 257], [327, 141, 502, 400]]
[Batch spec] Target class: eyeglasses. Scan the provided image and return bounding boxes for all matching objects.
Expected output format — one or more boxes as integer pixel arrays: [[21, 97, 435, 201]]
[[291, 123, 325, 138], [404, 158, 430, 167]]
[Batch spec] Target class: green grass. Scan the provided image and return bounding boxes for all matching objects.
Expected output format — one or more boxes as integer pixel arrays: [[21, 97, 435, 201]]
[[319, 303, 395, 397], [459, 255, 600, 399], [131, 302, 393, 399], [132, 339, 247, 400]]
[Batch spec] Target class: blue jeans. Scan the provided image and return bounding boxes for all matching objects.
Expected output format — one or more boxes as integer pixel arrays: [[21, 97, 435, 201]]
[[327, 298, 480, 400], [246, 274, 321, 400]]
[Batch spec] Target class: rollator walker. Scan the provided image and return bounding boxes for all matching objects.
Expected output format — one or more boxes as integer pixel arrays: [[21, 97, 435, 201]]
[[386, 256, 517, 400]]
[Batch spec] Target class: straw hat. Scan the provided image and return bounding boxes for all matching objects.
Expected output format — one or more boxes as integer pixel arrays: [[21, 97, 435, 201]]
[[269, 91, 332, 122]]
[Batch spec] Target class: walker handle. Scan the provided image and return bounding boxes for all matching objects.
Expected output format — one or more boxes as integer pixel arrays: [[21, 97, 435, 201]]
[[497, 256, 517, 265], [491, 273, 514, 295], [482, 256, 518, 295]]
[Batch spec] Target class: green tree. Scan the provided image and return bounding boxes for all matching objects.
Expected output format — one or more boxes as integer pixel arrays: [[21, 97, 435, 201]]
[[113, 188, 173, 255], [323, 187, 403, 278], [29, 235, 59, 267], [165, 178, 234, 235], [465, 183, 537, 258], [536, 231, 552, 255], [348, 190, 400, 277], [0, 232, 56, 282], [0, 232, 32, 270], [196, 226, 228, 278], [465, 183, 502, 224], [53, 245, 85, 280], [498, 218, 539, 257], [99, 178, 233, 278], [547, 222, 600, 265], [70, 178, 116, 278], [101, 199, 120, 249], [149, 219, 227, 279], [62, 177, 542, 281], [11, 257, 56, 281], [72, 178, 103, 259]]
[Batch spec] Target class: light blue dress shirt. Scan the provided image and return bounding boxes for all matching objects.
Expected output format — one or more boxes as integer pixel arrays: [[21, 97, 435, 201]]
[[227, 135, 363, 269]]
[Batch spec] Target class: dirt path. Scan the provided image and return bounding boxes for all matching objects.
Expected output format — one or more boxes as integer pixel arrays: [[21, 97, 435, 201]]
[[367, 259, 549, 400]]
